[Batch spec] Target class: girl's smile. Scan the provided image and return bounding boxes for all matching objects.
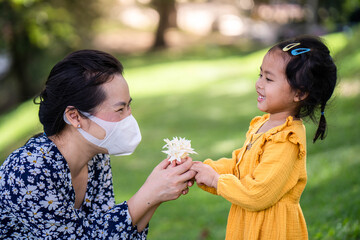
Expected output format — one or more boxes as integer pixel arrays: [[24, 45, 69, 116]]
[[257, 91, 265, 103]]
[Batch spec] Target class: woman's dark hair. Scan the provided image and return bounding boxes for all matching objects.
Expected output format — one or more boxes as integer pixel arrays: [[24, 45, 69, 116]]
[[33, 49, 124, 136], [270, 35, 337, 143]]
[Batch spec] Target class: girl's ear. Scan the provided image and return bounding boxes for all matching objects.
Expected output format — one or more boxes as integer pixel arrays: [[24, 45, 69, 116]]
[[294, 90, 309, 102]]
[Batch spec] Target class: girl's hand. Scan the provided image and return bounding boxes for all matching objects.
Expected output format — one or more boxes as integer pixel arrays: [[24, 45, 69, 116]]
[[143, 157, 196, 205], [191, 161, 219, 189]]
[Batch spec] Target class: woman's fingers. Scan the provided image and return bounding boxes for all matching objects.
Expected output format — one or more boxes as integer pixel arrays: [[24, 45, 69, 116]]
[[182, 187, 189, 195], [157, 158, 171, 170], [172, 158, 193, 174], [187, 179, 194, 187], [178, 169, 196, 183]]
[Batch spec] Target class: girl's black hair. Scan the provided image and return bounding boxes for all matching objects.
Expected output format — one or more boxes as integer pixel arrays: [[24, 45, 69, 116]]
[[33, 49, 124, 136], [270, 35, 337, 143]]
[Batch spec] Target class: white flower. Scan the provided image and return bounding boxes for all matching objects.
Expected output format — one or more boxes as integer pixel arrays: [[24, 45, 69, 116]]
[[45, 219, 58, 231], [58, 222, 75, 234], [29, 206, 43, 219], [3, 190, 11, 200], [162, 137, 197, 164], [20, 185, 38, 200], [0, 171, 6, 187], [116, 222, 125, 232], [7, 172, 15, 185], [28, 156, 44, 168], [40, 194, 61, 210], [109, 233, 120, 240]]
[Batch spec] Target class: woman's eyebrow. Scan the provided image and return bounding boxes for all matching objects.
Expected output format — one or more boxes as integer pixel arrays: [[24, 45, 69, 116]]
[[114, 97, 132, 107]]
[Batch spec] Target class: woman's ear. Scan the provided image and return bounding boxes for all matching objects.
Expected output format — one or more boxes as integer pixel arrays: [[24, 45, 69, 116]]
[[294, 90, 309, 102], [64, 106, 82, 128]]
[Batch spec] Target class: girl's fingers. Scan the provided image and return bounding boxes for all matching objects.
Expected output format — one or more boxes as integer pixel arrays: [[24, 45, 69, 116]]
[[190, 161, 202, 172]]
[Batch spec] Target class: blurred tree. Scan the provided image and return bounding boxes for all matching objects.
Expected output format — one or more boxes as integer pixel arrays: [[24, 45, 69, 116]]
[[151, 0, 176, 49], [0, 0, 101, 110], [317, 0, 360, 30], [252, 0, 360, 30]]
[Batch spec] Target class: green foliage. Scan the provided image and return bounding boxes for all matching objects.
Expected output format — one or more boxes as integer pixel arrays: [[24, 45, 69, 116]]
[[0, 0, 105, 107], [1, 0, 76, 48], [0, 30, 360, 239], [332, 25, 360, 79]]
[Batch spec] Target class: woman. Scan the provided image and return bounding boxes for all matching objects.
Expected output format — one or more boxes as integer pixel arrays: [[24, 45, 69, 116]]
[[0, 50, 195, 239]]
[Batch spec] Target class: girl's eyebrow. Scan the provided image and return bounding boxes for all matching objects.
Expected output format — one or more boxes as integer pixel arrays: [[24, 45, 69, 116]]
[[264, 70, 275, 76], [260, 67, 275, 76]]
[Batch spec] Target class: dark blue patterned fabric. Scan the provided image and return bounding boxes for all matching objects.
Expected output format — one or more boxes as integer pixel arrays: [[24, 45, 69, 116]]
[[0, 134, 148, 239]]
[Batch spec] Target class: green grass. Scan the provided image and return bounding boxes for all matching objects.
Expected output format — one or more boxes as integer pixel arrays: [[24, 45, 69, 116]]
[[1, 30, 360, 239]]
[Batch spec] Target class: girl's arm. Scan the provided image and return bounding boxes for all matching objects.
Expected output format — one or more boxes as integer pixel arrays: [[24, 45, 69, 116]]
[[193, 136, 304, 211], [127, 158, 196, 231], [192, 148, 242, 194], [203, 148, 242, 175]]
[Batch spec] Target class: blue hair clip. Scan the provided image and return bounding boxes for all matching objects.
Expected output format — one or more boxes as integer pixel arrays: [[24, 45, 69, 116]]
[[282, 43, 310, 56], [291, 48, 311, 56], [321, 111, 325, 116]]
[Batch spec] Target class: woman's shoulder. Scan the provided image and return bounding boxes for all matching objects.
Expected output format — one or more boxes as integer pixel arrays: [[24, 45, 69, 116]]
[[7, 134, 58, 157], [1, 133, 67, 177]]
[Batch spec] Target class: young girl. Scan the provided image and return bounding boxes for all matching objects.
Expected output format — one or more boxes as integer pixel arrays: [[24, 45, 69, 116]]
[[191, 35, 337, 240]]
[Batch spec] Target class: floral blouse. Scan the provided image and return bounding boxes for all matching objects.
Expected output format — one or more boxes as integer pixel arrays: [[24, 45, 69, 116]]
[[0, 134, 148, 239]]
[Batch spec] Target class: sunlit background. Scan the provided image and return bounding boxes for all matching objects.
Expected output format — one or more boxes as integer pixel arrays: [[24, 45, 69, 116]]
[[0, 0, 359, 109], [1, 0, 360, 239]]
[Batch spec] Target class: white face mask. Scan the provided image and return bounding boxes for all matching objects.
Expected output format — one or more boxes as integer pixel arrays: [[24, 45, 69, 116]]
[[64, 111, 142, 156]]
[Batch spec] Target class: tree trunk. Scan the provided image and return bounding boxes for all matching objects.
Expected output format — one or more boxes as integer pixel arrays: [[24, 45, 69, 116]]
[[4, 1, 35, 102], [305, 0, 319, 33], [10, 33, 34, 101], [151, 0, 176, 50]]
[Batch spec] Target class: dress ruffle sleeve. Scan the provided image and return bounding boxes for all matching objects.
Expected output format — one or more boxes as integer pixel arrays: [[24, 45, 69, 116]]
[[199, 148, 242, 195]]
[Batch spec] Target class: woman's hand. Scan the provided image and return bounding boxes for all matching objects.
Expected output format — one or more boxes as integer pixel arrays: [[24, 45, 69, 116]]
[[144, 157, 196, 204], [190, 161, 219, 189], [127, 157, 196, 230], [167, 157, 195, 195]]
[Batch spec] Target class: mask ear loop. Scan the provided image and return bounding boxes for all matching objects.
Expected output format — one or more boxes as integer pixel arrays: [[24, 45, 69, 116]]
[[63, 110, 111, 145], [63, 110, 90, 126]]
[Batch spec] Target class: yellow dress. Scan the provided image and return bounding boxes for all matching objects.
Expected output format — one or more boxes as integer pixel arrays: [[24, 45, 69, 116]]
[[200, 114, 308, 240]]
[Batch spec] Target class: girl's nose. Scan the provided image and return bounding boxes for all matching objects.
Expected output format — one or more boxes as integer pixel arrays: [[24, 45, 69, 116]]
[[255, 78, 262, 89]]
